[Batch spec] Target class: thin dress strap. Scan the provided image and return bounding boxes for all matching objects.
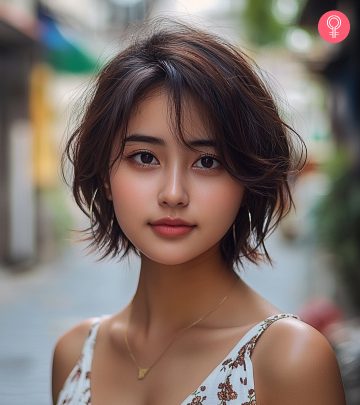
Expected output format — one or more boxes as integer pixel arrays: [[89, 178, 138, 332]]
[[181, 313, 300, 405], [56, 317, 102, 405], [242, 313, 299, 357], [81, 318, 102, 372]]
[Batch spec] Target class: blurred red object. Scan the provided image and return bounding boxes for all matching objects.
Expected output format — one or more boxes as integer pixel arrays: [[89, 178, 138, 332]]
[[298, 298, 343, 335]]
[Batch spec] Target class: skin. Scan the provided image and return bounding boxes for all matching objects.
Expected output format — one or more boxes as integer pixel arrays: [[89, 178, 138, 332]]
[[52, 88, 346, 405]]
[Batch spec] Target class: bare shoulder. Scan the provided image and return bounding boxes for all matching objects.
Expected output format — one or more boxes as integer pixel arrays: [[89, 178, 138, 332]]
[[51, 318, 97, 404], [252, 317, 346, 405]]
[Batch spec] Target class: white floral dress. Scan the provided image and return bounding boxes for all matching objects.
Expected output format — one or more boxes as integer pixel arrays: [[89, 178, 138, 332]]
[[56, 313, 298, 405]]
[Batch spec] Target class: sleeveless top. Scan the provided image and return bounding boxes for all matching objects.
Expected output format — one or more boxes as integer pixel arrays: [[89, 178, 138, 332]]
[[57, 313, 298, 405]]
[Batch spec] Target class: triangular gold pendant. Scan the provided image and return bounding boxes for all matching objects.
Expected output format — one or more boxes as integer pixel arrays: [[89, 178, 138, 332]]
[[138, 368, 149, 380]]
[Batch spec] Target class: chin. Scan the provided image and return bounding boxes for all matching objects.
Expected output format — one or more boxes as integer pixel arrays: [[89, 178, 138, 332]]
[[142, 254, 195, 266], [139, 242, 221, 267], [138, 247, 203, 267]]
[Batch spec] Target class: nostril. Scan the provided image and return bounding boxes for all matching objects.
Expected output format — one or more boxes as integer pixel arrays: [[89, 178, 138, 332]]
[[158, 188, 190, 208]]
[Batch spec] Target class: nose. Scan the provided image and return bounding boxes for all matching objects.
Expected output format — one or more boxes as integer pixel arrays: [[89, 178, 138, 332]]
[[158, 165, 190, 208]]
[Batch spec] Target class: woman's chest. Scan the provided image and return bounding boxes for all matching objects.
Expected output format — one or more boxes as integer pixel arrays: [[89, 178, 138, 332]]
[[90, 330, 255, 405]]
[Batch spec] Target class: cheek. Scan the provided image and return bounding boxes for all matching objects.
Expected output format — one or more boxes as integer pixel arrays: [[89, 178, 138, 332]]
[[197, 178, 244, 221], [110, 176, 139, 213], [109, 169, 156, 229], [111, 161, 148, 195]]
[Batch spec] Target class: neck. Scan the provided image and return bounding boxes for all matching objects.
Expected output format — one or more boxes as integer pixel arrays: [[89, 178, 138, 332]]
[[130, 245, 239, 338]]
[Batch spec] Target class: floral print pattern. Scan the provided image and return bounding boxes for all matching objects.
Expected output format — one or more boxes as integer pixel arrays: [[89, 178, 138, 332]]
[[217, 375, 238, 403], [57, 314, 298, 405], [187, 386, 207, 404], [184, 313, 298, 405], [56, 321, 100, 405], [241, 388, 256, 405]]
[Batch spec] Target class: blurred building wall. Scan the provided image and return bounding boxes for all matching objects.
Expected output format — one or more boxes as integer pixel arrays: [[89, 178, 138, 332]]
[[0, 0, 158, 267], [0, 3, 38, 265]]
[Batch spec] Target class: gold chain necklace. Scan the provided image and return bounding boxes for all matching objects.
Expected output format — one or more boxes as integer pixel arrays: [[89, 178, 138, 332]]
[[124, 279, 238, 380]]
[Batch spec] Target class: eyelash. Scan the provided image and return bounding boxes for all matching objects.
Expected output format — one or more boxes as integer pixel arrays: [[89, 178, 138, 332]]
[[126, 149, 222, 170]]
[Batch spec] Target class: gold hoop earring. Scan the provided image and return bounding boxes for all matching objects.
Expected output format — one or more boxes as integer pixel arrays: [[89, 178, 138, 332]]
[[248, 209, 252, 233], [89, 188, 99, 239], [232, 222, 236, 245], [232, 209, 252, 246]]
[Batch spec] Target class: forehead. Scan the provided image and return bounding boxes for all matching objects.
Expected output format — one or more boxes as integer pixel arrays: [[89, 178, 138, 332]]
[[127, 87, 212, 144]]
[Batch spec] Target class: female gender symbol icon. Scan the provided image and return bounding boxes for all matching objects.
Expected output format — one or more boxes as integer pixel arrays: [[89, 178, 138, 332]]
[[318, 10, 350, 43], [327, 15, 341, 38]]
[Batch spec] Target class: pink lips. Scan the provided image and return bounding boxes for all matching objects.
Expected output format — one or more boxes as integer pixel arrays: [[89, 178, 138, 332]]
[[149, 217, 196, 237]]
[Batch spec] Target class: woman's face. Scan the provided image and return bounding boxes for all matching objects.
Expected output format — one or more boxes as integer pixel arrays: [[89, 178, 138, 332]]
[[108, 88, 245, 266]]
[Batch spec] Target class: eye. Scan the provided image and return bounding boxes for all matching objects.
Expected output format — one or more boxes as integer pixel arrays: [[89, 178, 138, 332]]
[[128, 151, 159, 167], [194, 154, 221, 170]]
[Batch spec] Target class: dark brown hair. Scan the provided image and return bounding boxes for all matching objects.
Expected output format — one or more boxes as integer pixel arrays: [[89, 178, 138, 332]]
[[62, 18, 306, 269]]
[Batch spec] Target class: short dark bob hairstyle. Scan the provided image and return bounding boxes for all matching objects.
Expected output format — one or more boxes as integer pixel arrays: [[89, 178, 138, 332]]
[[63, 18, 306, 269]]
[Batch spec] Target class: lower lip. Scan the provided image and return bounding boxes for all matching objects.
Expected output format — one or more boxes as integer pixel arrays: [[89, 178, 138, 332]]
[[150, 224, 195, 237]]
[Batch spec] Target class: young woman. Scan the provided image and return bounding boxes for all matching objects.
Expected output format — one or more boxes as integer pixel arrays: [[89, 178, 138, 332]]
[[52, 19, 346, 405]]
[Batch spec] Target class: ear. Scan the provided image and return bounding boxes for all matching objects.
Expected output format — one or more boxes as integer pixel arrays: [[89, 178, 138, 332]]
[[104, 182, 113, 200]]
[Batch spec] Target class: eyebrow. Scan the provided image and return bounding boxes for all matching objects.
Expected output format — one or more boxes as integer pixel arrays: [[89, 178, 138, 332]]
[[125, 134, 215, 148]]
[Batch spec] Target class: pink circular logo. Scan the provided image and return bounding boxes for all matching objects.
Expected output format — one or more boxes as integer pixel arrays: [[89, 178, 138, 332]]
[[318, 10, 350, 43]]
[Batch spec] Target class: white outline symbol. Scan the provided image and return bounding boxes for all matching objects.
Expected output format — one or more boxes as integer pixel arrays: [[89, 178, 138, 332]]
[[327, 15, 342, 38]]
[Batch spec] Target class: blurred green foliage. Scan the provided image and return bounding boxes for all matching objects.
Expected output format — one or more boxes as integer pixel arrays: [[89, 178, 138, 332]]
[[42, 187, 73, 247], [242, 0, 287, 45], [315, 150, 360, 311]]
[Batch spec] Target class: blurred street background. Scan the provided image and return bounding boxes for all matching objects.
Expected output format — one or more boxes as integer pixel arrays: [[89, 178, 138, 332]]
[[1, 0, 360, 404]]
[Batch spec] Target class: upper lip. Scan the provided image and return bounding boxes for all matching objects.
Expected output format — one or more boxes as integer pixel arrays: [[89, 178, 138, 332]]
[[150, 217, 195, 226]]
